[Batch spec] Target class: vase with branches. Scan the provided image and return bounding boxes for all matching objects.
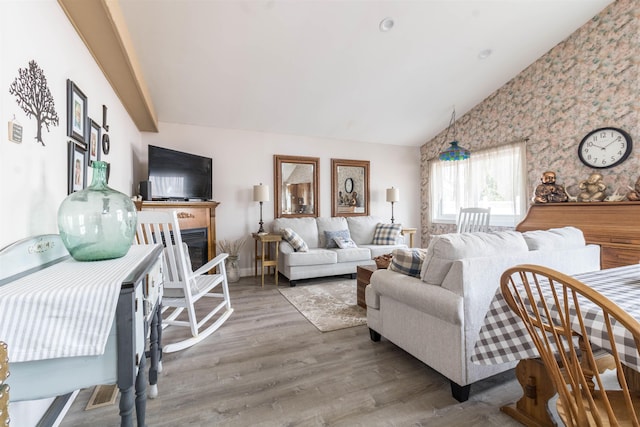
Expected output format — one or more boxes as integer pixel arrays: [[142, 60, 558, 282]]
[[217, 237, 246, 283]]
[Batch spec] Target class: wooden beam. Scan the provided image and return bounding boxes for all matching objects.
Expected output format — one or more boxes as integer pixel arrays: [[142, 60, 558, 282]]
[[58, 0, 158, 132]]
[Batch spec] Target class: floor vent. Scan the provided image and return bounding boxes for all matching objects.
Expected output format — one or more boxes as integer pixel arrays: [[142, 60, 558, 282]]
[[85, 384, 118, 410]]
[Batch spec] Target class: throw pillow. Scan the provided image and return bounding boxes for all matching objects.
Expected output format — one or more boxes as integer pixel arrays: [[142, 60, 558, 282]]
[[281, 228, 309, 252], [324, 229, 351, 248], [372, 223, 403, 245], [334, 236, 357, 249], [389, 248, 428, 278]]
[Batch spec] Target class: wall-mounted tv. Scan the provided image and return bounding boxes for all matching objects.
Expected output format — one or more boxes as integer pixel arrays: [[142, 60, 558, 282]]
[[148, 145, 212, 201]]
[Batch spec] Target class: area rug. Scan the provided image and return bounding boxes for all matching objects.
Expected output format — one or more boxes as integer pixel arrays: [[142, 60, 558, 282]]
[[278, 279, 366, 332]]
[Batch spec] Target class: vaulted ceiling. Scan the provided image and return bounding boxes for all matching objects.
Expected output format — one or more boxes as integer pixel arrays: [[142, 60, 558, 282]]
[[92, 1, 615, 146]]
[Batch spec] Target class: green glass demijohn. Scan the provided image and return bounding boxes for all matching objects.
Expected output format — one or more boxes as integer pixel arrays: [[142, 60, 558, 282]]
[[57, 161, 137, 261]]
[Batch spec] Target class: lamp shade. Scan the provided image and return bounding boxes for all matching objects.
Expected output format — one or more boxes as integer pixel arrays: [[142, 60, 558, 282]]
[[253, 184, 270, 202], [386, 187, 400, 203], [439, 141, 470, 161]]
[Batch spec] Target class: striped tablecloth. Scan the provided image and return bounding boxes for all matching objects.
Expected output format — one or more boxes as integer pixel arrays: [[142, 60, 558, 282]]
[[0, 245, 157, 363], [472, 263, 640, 371]]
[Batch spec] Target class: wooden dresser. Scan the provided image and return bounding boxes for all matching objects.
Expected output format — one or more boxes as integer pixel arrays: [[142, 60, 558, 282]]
[[135, 200, 219, 263], [516, 201, 640, 269]]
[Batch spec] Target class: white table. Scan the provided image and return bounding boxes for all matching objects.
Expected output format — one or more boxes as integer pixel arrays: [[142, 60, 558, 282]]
[[0, 235, 163, 427]]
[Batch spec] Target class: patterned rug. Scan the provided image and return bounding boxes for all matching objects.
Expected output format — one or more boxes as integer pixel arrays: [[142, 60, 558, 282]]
[[278, 279, 367, 332]]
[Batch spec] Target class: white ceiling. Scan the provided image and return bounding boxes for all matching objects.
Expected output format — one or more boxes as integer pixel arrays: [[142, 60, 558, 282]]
[[119, 0, 613, 147]]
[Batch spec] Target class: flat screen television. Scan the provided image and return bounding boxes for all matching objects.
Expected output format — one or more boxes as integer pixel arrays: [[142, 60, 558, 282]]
[[148, 145, 212, 201]]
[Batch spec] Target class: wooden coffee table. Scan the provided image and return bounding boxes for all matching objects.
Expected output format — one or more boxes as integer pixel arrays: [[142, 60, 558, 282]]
[[356, 264, 378, 309]]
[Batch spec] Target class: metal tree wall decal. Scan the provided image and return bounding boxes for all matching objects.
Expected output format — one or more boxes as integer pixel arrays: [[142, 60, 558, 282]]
[[8, 60, 59, 146]]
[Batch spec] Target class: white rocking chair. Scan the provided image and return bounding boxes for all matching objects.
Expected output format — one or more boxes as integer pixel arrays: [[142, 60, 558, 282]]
[[135, 210, 233, 353], [456, 207, 491, 233]]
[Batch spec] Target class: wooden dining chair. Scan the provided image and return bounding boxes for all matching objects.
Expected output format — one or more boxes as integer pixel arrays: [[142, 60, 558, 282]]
[[456, 207, 490, 233], [135, 210, 233, 353], [500, 264, 640, 426]]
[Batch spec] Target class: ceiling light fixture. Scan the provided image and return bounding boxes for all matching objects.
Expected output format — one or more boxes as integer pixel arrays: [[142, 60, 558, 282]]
[[379, 17, 394, 32], [438, 108, 470, 161]]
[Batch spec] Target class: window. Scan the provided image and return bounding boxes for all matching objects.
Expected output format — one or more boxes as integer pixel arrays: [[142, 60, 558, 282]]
[[430, 141, 527, 227]]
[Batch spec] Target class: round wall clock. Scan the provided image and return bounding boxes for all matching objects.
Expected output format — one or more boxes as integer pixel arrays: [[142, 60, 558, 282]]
[[578, 127, 632, 169]]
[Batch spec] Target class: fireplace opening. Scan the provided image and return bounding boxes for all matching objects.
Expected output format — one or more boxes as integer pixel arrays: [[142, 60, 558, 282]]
[[180, 228, 208, 271], [160, 227, 208, 271]]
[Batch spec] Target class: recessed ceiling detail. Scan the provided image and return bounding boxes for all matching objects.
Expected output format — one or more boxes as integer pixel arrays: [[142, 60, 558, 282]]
[[478, 49, 492, 60], [379, 17, 394, 32]]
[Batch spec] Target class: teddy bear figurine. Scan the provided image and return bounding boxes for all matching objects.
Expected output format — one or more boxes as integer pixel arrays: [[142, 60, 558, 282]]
[[577, 172, 607, 202], [627, 176, 640, 201], [533, 171, 569, 203]]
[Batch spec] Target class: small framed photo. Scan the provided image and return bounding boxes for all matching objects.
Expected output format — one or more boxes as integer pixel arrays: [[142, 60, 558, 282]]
[[67, 79, 88, 143], [68, 140, 87, 194], [88, 118, 101, 165]]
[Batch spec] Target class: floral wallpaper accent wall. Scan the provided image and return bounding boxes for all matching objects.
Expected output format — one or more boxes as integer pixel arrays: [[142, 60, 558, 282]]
[[420, 0, 639, 245]]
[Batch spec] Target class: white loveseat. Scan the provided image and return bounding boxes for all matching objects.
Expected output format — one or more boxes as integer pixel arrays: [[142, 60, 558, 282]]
[[272, 216, 408, 286], [366, 227, 600, 402]]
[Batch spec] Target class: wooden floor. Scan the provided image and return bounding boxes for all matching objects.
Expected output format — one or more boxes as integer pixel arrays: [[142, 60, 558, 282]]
[[60, 275, 524, 426]]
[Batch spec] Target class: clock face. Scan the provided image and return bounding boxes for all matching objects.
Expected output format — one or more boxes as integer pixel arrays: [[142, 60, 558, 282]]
[[578, 127, 632, 169]]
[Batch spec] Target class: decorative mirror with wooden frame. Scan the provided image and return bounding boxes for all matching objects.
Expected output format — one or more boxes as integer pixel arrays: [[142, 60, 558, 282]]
[[331, 158, 370, 217], [274, 155, 319, 218]]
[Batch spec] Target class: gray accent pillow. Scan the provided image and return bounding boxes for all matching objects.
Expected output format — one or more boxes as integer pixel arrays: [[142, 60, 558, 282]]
[[324, 229, 351, 248]]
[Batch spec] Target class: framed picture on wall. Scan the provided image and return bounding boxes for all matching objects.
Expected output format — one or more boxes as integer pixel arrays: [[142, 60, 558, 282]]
[[331, 158, 370, 217], [87, 118, 101, 165], [66, 79, 87, 143], [67, 140, 87, 194]]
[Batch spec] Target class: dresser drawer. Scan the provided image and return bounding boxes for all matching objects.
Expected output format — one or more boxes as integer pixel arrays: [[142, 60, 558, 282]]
[[145, 257, 162, 318], [601, 246, 640, 269]]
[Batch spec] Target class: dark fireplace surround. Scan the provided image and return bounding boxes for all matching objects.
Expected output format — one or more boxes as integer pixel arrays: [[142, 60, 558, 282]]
[[163, 227, 208, 271]]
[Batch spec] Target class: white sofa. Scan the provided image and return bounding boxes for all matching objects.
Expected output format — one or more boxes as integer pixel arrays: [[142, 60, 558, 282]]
[[272, 216, 408, 286], [366, 227, 601, 402]]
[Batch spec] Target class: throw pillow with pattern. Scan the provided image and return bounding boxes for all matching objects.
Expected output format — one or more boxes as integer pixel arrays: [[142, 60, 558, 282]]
[[281, 228, 309, 252], [334, 236, 357, 249], [389, 248, 428, 277], [324, 229, 352, 248], [372, 223, 403, 245]]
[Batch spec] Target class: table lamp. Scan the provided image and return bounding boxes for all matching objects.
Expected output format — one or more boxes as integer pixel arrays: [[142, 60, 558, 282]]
[[253, 183, 270, 234], [386, 187, 399, 223]]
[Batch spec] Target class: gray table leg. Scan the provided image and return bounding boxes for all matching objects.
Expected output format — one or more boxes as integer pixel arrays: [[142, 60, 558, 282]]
[[135, 353, 147, 427], [148, 303, 160, 397], [118, 385, 134, 427], [116, 290, 136, 427]]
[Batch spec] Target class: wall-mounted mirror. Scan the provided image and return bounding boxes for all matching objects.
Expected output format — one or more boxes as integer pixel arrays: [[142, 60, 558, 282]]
[[331, 158, 369, 217], [274, 155, 319, 218]]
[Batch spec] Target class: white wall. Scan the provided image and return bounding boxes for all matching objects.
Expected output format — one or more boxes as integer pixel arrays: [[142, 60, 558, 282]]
[[0, 0, 143, 249], [141, 122, 421, 276], [0, 1, 144, 424]]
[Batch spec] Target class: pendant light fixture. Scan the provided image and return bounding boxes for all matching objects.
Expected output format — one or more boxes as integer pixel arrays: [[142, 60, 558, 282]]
[[438, 108, 470, 161]]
